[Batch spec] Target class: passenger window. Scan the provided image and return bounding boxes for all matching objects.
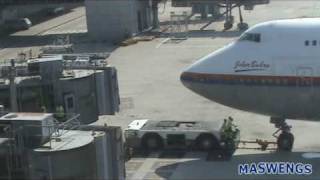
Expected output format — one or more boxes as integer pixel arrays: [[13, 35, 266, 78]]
[[312, 40, 317, 46], [305, 40, 309, 46]]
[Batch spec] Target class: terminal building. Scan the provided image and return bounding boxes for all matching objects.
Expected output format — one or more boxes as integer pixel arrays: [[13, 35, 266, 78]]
[[0, 0, 159, 42], [85, 0, 158, 43]]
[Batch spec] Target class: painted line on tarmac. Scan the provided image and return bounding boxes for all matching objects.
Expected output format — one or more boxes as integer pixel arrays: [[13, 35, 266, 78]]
[[156, 38, 170, 48]]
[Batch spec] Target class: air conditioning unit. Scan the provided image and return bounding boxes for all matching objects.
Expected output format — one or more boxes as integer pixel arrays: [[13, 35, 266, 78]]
[[27, 57, 63, 81], [0, 113, 55, 148]]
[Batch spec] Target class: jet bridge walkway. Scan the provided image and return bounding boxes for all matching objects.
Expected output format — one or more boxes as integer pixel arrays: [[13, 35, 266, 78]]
[[171, 0, 270, 30]]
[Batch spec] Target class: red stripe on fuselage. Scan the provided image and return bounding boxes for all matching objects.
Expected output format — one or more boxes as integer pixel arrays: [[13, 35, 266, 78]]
[[181, 72, 316, 84]]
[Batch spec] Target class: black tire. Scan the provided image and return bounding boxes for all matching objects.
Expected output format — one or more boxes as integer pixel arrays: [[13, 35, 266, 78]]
[[237, 23, 249, 31], [142, 134, 164, 150], [277, 132, 294, 152], [224, 22, 233, 30], [196, 134, 219, 151]]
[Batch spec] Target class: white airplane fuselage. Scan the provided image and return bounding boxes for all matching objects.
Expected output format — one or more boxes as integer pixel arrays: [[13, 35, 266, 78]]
[[181, 18, 320, 121]]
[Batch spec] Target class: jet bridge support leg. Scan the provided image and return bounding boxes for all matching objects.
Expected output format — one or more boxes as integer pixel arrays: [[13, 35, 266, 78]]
[[237, 5, 248, 31], [201, 1, 249, 31], [271, 117, 294, 152], [223, 0, 234, 30]]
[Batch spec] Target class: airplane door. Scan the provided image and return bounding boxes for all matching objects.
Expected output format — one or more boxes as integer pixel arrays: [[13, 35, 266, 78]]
[[296, 67, 313, 87]]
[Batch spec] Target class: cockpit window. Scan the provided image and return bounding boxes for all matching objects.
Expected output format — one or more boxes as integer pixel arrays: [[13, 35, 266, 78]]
[[239, 33, 261, 42]]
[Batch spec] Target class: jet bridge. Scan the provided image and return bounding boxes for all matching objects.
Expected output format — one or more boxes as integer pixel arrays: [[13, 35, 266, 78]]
[[171, 0, 270, 30]]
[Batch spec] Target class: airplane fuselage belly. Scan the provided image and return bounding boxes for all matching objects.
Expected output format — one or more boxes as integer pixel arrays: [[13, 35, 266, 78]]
[[188, 81, 320, 121]]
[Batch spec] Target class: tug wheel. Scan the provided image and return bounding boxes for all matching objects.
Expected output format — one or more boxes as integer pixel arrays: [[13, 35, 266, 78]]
[[277, 132, 294, 152], [142, 133, 164, 150], [237, 22, 249, 31], [224, 22, 233, 30], [196, 134, 219, 151]]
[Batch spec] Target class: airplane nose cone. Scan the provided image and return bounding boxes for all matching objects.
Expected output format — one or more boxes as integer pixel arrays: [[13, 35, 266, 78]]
[[180, 71, 189, 87], [180, 71, 187, 83], [180, 45, 233, 103], [180, 70, 193, 89], [180, 67, 218, 103], [180, 67, 211, 102]]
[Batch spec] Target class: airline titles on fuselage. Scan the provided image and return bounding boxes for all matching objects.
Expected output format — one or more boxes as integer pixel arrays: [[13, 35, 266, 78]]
[[234, 60, 270, 72]]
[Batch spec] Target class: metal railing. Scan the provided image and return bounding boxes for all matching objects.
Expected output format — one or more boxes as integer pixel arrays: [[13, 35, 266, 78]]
[[170, 11, 189, 40]]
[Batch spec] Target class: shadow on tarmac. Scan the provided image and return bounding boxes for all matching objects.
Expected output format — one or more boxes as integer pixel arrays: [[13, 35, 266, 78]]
[[0, 32, 118, 56], [154, 151, 320, 180], [160, 29, 243, 39]]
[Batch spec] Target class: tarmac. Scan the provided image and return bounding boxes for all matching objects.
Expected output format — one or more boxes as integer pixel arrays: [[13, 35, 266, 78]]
[[96, 1, 320, 179], [1, 1, 320, 179]]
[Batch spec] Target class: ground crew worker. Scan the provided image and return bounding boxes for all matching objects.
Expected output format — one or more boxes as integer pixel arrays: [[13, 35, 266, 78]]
[[222, 117, 237, 152], [55, 105, 65, 121]]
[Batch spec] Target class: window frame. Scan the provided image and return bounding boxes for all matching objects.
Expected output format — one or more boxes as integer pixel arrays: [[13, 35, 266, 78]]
[[312, 40, 317, 46], [305, 40, 309, 46], [239, 33, 261, 43]]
